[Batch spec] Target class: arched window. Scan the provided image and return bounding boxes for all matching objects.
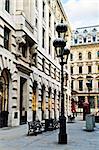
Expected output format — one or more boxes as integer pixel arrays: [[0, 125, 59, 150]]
[[97, 51, 99, 59], [79, 52, 82, 60], [70, 53, 73, 61], [88, 52, 91, 59]]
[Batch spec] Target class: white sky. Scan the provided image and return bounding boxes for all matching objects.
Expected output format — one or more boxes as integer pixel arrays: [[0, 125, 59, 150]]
[[61, 0, 99, 29]]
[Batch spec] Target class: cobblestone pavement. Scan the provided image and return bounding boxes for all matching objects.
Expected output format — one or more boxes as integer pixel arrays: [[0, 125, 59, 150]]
[[0, 118, 99, 150]]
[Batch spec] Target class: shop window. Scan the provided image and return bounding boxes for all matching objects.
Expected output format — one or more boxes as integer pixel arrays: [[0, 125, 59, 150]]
[[41, 84, 45, 120]]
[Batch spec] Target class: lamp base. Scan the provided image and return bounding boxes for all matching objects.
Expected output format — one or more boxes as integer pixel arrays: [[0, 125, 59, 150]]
[[58, 115, 67, 144], [58, 132, 67, 144]]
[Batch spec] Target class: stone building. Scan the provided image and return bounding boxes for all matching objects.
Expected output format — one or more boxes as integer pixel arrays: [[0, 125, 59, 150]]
[[0, 0, 71, 127], [70, 25, 99, 114]]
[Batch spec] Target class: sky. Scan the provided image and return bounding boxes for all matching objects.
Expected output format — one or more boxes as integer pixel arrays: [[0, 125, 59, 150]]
[[61, 0, 99, 29]]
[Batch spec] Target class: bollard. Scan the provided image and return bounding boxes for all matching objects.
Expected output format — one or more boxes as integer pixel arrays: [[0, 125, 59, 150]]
[[86, 114, 94, 131]]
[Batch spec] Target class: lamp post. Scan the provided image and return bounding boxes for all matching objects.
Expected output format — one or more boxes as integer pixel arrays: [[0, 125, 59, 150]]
[[53, 22, 70, 144], [86, 81, 91, 114]]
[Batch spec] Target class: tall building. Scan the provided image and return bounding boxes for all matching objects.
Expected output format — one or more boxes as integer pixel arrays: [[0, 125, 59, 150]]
[[70, 25, 99, 114], [0, 0, 71, 127]]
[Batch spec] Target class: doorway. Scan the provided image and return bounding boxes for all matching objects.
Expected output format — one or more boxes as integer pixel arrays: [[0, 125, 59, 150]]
[[0, 69, 9, 127], [20, 77, 27, 125]]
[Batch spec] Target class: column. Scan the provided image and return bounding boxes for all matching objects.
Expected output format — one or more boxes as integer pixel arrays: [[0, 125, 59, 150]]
[[95, 96, 98, 112]]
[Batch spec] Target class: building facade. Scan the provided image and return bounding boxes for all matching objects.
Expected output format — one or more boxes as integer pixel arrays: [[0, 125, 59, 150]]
[[70, 25, 99, 114], [0, 0, 71, 127]]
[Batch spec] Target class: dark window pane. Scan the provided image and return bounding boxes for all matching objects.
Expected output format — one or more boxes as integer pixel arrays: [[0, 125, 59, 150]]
[[4, 27, 10, 50], [5, 0, 10, 13]]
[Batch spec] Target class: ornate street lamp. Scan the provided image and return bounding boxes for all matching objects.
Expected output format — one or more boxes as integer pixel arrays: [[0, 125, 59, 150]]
[[53, 22, 70, 144], [86, 80, 91, 114]]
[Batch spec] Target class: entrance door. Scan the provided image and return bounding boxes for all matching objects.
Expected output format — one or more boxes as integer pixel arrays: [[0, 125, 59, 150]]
[[20, 77, 27, 125], [0, 70, 9, 128]]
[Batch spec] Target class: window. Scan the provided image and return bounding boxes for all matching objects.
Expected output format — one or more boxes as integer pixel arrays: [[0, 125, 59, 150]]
[[49, 12, 51, 28], [42, 1, 45, 18], [98, 65, 99, 73], [22, 43, 27, 58], [79, 66, 82, 74], [87, 80, 92, 90], [98, 80, 99, 91], [70, 53, 73, 61], [88, 52, 91, 59], [79, 80, 83, 91], [49, 36, 51, 55], [42, 28, 45, 48], [97, 51, 99, 59], [79, 52, 82, 60], [79, 37, 82, 44], [58, 72, 60, 82], [54, 68, 56, 79], [5, 0, 10, 13], [97, 35, 99, 42], [93, 36, 96, 42], [4, 26, 10, 50], [71, 80, 74, 90], [35, 18, 38, 28], [74, 39, 77, 44], [49, 64, 51, 76], [71, 66, 73, 74], [35, 0, 38, 8], [83, 38, 86, 43], [88, 66, 91, 73], [32, 53, 37, 66], [88, 36, 91, 42], [48, 0, 50, 5]]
